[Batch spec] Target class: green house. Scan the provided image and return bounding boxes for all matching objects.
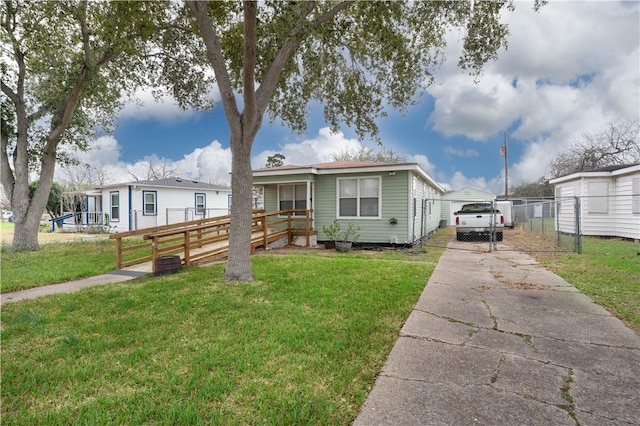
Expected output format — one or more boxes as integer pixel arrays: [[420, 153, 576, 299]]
[[252, 161, 445, 246]]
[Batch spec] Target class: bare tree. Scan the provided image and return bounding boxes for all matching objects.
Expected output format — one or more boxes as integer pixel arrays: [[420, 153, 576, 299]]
[[550, 120, 640, 177], [127, 157, 178, 181], [331, 146, 406, 163], [62, 162, 110, 191]]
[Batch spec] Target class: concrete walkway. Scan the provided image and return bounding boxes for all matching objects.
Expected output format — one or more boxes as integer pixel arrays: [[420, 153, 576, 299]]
[[354, 239, 640, 425], [1, 263, 151, 305]]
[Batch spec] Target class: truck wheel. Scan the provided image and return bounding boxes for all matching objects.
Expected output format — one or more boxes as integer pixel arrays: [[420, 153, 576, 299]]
[[496, 232, 503, 241], [456, 232, 463, 241]]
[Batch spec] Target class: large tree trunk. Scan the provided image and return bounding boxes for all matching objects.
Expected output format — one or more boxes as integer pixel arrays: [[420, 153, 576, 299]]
[[224, 132, 255, 281], [9, 149, 57, 252], [11, 209, 41, 251]]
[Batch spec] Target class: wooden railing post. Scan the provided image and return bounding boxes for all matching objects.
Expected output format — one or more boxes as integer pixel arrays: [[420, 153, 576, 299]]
[[115, 237, 122, 269], [151, 236, 159, 274], [184, 230, 191, 265], [261, 212, 268, 249], [306, 210, 311, 247]]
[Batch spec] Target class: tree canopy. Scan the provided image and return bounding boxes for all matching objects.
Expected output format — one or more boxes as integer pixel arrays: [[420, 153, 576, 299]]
[[177, 0, 543, 281], [1, 0, 170, 250]]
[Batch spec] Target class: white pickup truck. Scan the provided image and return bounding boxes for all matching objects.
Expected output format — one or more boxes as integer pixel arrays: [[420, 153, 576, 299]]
[[454, 203, 504, 241]]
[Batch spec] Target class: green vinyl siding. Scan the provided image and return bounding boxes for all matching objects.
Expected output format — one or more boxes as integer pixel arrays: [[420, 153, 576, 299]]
[[315, 171, 410, 244], [257, 168, 443, 244]]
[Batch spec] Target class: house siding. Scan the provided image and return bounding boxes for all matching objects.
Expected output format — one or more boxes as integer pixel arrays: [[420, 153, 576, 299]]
[[254, 162, 444, 245], [612, 173, 640, 239], [102, 185, 231, 232], [551, 166, 640, 239]]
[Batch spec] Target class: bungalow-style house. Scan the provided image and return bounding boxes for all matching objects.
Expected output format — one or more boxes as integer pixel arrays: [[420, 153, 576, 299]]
[[252, 161, 445, 246], [61, 178, 233, 232], [441, 187, 496, 227], [549, 164, 640, 240]]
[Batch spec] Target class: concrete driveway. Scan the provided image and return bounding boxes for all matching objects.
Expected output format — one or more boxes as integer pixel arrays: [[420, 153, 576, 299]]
[[354, 239, 640, 425]]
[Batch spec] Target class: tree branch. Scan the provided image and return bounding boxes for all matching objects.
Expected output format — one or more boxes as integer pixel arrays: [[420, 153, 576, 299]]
[[242, 1, 257, 138], [255, 1, 355, 114], [185, 0, 241, 136]]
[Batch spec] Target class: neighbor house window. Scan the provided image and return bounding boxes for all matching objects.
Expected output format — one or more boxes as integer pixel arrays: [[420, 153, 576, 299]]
[[278, 184, 307, 214], [195, 193, 206, 215], [338, 177, 380, 218], [587, 182, 608, 214], [143, 191, 157, 215], [110, 191, 120, 221]]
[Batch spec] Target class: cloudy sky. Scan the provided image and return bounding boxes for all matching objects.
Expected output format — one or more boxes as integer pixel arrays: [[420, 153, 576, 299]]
[[62, 1, 640, 195]]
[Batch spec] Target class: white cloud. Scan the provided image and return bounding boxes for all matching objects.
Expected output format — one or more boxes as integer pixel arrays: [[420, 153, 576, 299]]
[[443, 146, 479, 158], [427, 73, 521, 140], [73, 136, 121, 167], [425, 1, 639, 191], [407, 154, 436, 178], [175, 141, 232, 184], [118, 85, 221, 123], [252, 127, 362, 168]]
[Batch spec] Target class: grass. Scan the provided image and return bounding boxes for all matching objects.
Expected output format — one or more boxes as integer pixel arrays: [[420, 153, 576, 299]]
[[1, 239, 148, 293], [507, 228, 640, 332], [0, 240, 446, 425], [1, 240, 117, 293]]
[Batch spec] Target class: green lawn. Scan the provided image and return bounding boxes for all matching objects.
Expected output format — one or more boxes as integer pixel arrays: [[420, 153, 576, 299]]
[[1, 238, 149, 293], [533, 236, 640, 332], [1, 244, 444, 425]]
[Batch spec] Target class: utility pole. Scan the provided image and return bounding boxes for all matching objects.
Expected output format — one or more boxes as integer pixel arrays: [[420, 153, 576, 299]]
[[501, 130, 508, 198]]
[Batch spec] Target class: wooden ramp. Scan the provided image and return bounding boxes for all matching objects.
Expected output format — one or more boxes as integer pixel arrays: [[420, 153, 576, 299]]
[[111, 209, 315, 274]]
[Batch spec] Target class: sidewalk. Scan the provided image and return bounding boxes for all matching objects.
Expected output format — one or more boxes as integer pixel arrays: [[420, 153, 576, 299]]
[[354, 240, 640, 425], [1, 263, 151, 305]]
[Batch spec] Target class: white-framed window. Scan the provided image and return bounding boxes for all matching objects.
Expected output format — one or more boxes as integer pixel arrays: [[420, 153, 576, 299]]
[[195, 193, 206, 215], [278, 184, 307, 214], [587, 182, 608, 214], [337, 177, 381, 218], [632, 177, 640, 214], [110, 191, 120, 221], [143, 191, 157, 215]]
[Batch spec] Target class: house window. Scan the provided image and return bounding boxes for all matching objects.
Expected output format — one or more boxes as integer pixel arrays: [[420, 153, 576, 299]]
[[110, 191, 120, 221], [195, 193, 206, 215], [632, 177, 640, 214], [278, 184, 307, 214], [338, 177, 380, 218], [587, 182, 608, 214], [143, 191, 157, 215]]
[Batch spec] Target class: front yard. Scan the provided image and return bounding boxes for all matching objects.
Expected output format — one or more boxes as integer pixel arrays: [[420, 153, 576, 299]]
[[1, 226, 638, 424], [1, 232, 448, 425]]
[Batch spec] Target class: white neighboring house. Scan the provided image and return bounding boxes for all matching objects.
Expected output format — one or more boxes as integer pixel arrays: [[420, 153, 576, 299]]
[[61, 178, 233, 233], [549, 164, 640, 240]]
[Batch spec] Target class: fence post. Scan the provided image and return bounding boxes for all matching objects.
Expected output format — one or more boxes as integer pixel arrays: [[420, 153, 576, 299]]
[[556, 199, 561, 247], [574, 196, 582, 254], [489, 200, 496, 252]]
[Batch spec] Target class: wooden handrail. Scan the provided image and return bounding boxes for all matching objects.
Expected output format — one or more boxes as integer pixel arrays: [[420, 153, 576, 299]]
[[111, 209, 313, 270]]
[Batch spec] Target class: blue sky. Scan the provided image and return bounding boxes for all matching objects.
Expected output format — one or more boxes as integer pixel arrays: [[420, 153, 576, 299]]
[[66, 1, 640, 195]]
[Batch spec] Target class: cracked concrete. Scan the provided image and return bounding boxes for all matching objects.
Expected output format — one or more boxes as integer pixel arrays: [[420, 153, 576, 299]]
[[354, 239, 640, 426]]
